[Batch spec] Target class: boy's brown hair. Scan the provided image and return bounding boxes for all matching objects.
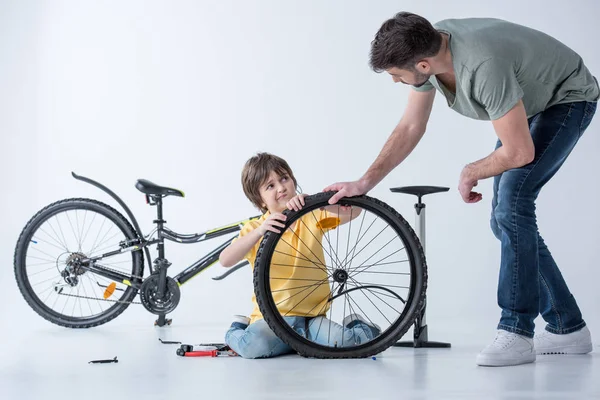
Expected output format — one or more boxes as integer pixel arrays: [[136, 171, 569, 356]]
[[241, 153, 298, 213]]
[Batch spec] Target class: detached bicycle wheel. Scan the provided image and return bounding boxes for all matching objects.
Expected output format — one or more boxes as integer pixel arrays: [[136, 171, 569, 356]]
[[14, 198, 143, 328], [254, 192, 427, 358]]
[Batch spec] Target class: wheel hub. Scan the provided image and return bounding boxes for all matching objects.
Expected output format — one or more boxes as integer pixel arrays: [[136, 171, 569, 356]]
[[65, 252, 88, 276], [333, 269, 348, 284]]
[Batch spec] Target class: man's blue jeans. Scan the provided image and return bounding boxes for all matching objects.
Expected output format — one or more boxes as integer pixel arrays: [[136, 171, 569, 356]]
[[491, 101, 597, 338]]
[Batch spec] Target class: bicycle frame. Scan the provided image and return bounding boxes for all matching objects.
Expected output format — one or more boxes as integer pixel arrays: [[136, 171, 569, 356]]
[[71, 172, 260, 290]]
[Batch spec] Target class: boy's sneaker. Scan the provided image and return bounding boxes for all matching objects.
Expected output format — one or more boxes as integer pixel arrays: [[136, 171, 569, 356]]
[[534, 326, 593, 355], [342, 313, 381, 338], [476, 330, 536, 367], [230, 315, 250, 330]]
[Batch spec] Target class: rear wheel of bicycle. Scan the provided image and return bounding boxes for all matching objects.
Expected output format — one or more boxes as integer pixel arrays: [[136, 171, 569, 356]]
[[14, 198, 143, 328], [254, 192, 427, 358]]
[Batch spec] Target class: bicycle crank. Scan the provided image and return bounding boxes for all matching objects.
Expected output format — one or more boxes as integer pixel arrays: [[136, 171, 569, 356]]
[[139, 275, 181, 315]]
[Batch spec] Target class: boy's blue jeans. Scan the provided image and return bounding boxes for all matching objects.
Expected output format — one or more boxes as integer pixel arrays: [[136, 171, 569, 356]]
[[491, 101, 597, 338], [225, 316, 374, 359]]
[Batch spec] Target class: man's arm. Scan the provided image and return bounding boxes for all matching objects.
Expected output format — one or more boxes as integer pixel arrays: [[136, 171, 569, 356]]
[[466, 100, 534, 179], [325, 88, 436, 204], [361, 89, 436, 188], [458, 100, 535, 202]]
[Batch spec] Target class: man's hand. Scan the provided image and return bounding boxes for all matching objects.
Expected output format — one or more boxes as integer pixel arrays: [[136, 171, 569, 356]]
[[323, 180, 370, 205], [286, 193, 308, 211], [458, 165, 482, 203]]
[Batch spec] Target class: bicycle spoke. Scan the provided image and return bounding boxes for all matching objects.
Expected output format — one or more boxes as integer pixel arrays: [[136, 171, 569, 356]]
[[279, 276, 331, 314], [89, 218, 108, 257], [346, 211, 367, 273], [88, 229, 120, 256], [28, 266, 58, 277], [348, 247, 405, 279], [26, 255, 58, 263], [54, 215, 70, 252], [346, 277, 395, 325], [341, 224, 390, 271], [271, 262, 331, 272], [80, 211, 97, 247], [271, 281, 334, 293], [345, 290, 384, 330], [274, 250, 329, 270], [65, 212, 81, 252], [338, 213, 375, 269], [45, 219, 69, 251], [27, 246, 61, 262], [281, 222, 334, 275], [307, 282, 342, 345], [346, 280, 406, 302], [306, 209, 342, 269], [37, 227, 69, 252]]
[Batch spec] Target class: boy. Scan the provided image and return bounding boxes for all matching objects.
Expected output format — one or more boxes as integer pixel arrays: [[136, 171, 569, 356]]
[[219, 152, 380, 359]]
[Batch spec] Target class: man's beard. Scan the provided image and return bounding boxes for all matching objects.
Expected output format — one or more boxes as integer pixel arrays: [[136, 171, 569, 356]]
[[412, 71, 431, 87]]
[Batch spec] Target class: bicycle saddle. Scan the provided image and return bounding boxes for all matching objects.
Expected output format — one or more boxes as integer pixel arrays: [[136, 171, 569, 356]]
[[390, 186, 449, 201], [135, 179, 185, 197]]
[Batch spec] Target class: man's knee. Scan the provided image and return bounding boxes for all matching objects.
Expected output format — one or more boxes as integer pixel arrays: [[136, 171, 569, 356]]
[[490, 210, 502, 240], [493, 194, 536, 235]]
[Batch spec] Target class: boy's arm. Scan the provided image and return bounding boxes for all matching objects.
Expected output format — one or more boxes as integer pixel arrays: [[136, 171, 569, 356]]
[[219, 213, 287, 267], [219, 229, 262, 268], [322, 205, 362, 226]]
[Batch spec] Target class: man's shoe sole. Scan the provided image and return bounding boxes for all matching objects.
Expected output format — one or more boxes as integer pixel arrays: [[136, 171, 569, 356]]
[[476, 353, 536, 367], [536, 343, 593, 355]]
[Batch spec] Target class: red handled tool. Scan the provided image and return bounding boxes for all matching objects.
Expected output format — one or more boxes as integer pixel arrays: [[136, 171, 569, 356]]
[[180, 349, 236, 357], [176, 343, 237, 357]]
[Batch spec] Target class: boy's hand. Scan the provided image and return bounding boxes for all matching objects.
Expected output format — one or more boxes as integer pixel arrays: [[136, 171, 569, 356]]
[[257, 213, 287, 235], [286, 193, 308, 211]]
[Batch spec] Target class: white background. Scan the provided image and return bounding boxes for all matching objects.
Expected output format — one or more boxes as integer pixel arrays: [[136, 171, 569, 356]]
[[1, 0, 598, 345]]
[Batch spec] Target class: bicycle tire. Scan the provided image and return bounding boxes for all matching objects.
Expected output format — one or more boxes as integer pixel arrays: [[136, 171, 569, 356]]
[[254, 192, 427, 358], [14, 198, 144, 328]]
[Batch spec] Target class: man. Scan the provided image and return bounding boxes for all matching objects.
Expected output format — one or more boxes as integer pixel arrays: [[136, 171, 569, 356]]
[[325, 12, 598, 367]]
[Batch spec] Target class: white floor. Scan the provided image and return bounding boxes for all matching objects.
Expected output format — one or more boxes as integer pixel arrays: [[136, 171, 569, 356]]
[[1, 318, 598, 400]]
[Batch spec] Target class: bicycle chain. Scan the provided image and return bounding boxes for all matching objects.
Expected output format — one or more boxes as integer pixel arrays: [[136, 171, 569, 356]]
[[56, 290, 142, 305]]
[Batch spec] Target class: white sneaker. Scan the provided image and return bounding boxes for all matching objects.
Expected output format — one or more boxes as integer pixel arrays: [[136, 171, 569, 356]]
[[476, 330, 536, 367], [534, 326, 593, 355]]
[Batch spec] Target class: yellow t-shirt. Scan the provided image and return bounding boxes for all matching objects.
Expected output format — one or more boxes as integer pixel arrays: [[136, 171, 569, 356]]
[[236, 209, 338, 324]]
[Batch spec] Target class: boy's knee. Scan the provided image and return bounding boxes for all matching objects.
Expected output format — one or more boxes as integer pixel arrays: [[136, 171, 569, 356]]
[[234, 332, 275, 359]]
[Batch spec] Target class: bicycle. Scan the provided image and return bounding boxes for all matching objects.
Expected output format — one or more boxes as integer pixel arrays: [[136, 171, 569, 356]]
[[14, 172, 429, 358], [14, 172, 260, 328]]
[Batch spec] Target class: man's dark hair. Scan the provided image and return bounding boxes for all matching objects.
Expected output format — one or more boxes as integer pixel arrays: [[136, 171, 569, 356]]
[[369, 12, 442, 73]]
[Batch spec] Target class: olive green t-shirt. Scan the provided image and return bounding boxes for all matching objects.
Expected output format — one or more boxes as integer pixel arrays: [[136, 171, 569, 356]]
[[413, 18, 599, 120]]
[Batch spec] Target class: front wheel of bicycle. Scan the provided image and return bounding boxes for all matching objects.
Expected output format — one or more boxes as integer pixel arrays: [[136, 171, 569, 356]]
[[254, 192, 427, 358]]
